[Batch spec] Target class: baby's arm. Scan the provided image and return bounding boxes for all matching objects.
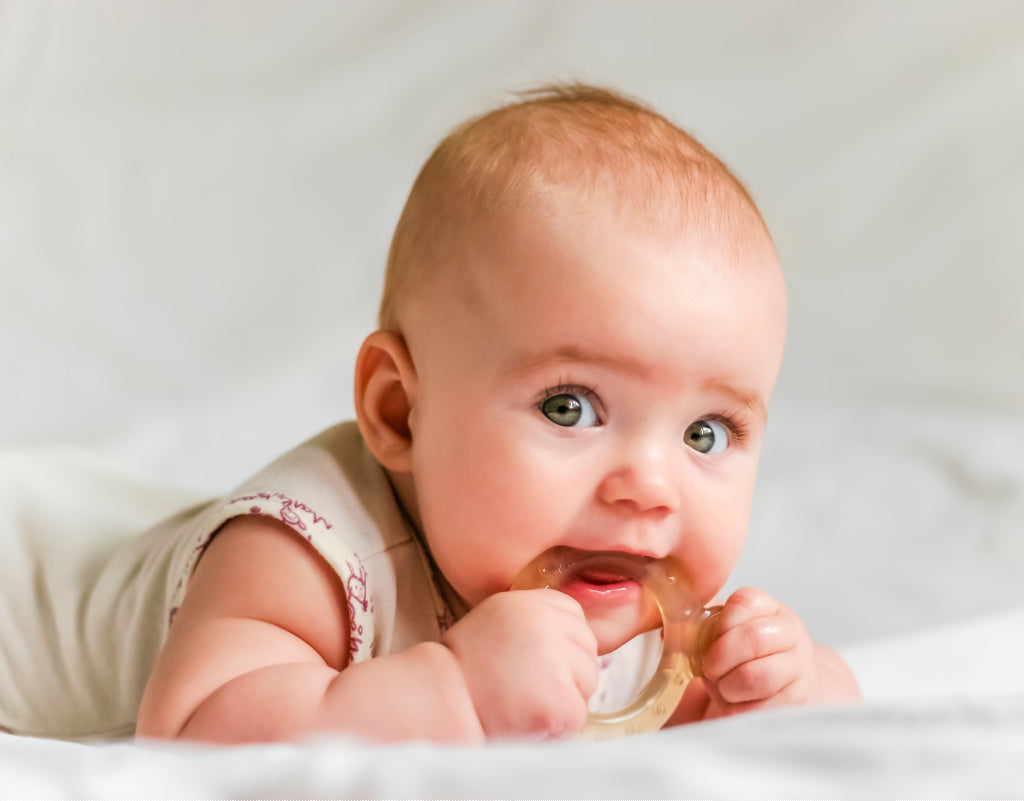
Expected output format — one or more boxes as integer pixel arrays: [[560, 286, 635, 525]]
[[136, 515, 483, 743], [668, 587, 861, 724], [136, 516, 597, 743]]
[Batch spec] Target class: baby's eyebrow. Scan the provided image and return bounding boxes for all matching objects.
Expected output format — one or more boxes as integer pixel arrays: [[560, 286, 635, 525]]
[[506, 345, 768, 421], [704, 380, 768, 422], [505, 344, 650, 379]]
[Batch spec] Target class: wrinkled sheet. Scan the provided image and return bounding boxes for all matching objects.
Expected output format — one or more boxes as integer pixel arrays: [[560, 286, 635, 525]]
[[2, 1, 1024, 797], [1, 696, 1023, 799]]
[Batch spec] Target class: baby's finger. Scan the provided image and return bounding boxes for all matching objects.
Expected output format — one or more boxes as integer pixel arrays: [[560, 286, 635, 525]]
[[553, 605, 600, 658], [701, 613, 799, 681], [569, 623, 600, 659], [713, 650, 806, 705], [534, 587, 587, 617], [715, 586, 781, 631], [568, 643, 600, 701], [531, 590, 600, 666]]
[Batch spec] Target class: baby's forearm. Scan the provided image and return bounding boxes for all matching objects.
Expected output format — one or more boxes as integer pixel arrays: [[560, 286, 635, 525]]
[[170, 643, 484, 745]]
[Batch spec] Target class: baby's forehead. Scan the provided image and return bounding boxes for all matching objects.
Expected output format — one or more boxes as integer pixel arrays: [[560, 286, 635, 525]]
[[430, 208, 787, 398], [449, 193, 781, 319], [404, 186, 787, 400]]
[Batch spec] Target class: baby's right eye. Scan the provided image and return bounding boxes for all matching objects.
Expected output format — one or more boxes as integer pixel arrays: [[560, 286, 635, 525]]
[[540, 392, 599, 427]]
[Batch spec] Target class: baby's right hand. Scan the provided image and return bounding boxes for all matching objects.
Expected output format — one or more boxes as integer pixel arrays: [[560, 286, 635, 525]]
[[441, 589, 598, 740]]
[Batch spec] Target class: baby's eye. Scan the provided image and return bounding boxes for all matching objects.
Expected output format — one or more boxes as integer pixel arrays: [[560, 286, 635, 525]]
[[540, 393, 599, 427], [684, 419, 729, 454]]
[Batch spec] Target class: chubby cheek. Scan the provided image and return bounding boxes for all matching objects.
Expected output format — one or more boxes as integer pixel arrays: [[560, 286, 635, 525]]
[[684, 535, 745, 606], [678, 482, 753, 605], [413, 424, 562, 606]]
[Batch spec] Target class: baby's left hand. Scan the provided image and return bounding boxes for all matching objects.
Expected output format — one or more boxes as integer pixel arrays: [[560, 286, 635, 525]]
[[695, 586, 821, 718]]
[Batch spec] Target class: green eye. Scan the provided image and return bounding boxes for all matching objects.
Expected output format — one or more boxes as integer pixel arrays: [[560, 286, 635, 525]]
[[541, 393, 598, 427], [685, 419, 728, 454]]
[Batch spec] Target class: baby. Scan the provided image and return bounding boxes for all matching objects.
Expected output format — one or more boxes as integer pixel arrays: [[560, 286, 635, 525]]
[[1, 84, 859, 743]]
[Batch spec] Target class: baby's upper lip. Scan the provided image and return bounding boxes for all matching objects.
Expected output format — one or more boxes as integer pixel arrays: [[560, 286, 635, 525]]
[[547, 546, 655, 582]]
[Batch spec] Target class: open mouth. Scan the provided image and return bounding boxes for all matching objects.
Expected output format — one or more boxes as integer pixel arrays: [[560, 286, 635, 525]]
[[570, 564, 636, 589], [555, 554, 650, 602], [512, 546, 656, 601]]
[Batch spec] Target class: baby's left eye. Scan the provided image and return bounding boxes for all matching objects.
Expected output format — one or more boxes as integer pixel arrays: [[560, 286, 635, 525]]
[[684, 419, 729, 454]]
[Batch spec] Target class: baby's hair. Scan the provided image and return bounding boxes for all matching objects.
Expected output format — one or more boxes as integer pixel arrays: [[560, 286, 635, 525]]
[[379, 82, 770, 330]]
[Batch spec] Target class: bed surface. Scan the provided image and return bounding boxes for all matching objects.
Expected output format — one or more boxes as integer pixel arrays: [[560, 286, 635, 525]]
[[2, 1, 1023, 797], [3, 692, 1024, 799]]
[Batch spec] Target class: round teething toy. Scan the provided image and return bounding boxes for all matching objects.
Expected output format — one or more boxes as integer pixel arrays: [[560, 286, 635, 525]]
[[512, 548, 722, 741]]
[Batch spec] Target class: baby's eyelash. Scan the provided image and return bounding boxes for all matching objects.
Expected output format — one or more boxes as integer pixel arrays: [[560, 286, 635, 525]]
[[707, 413, 748, 444], [542, 381, 600, 403]]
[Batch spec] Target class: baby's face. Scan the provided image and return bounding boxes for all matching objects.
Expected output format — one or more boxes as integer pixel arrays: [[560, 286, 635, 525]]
[[401, 200, 787, 653]]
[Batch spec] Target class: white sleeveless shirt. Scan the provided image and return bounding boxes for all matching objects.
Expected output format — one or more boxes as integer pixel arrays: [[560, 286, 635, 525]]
[[0, 422, 456, 739]]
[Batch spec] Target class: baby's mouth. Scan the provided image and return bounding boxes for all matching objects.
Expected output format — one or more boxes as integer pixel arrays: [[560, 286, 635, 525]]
[[513, 547, 654, 597], [567, 563, 640, 592]]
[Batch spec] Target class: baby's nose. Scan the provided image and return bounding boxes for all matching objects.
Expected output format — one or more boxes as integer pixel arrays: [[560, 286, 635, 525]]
[[596, 451, 680, 515]]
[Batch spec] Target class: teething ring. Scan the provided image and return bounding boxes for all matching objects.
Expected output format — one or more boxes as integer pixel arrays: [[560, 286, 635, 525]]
[[512, 548, 721, 741]]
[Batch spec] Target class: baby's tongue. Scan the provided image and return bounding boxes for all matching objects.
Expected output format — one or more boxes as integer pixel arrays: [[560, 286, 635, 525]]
[[574, 565, 632, 585]]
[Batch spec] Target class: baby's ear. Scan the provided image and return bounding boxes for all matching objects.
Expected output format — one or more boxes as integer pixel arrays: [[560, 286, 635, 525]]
[[353, 330, 417, 473]]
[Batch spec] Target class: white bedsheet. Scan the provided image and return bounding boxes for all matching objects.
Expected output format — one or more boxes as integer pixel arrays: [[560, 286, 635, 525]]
[[3, 693, 1024, 798], [3, 1, 1023, 797]]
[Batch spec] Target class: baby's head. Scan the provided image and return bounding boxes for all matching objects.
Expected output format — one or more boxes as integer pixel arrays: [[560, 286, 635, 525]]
[[378, 83, 774, 332], [355, 84, 787, 652]]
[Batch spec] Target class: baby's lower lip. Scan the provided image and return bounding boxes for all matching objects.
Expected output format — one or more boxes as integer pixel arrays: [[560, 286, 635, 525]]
[[559, 573, 642, 603]]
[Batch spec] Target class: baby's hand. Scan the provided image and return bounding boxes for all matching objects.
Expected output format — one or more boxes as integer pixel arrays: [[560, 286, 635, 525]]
[[441, 589, 598, 740], [697, 587, 820, 718]]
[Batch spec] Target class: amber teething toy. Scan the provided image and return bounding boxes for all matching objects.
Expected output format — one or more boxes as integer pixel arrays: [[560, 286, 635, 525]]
[[512, 548, 722, 741]]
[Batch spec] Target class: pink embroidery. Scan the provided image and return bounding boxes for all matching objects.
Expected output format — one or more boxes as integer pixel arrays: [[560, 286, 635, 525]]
[[279, 503, 305, 531], [346, 560, 370, 658], [347, 563, 369, 613], [229, 492, 333, 534]]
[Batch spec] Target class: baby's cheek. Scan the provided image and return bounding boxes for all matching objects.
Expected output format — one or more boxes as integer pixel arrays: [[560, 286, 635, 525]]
[[682, 530, 745, 605]]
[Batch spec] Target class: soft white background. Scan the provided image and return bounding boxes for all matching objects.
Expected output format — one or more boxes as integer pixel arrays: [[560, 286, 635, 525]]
[[2, 2, 1023, 796]]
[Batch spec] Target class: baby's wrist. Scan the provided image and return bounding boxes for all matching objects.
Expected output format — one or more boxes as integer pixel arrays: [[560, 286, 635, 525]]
[[411, 641, 486, 743]]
